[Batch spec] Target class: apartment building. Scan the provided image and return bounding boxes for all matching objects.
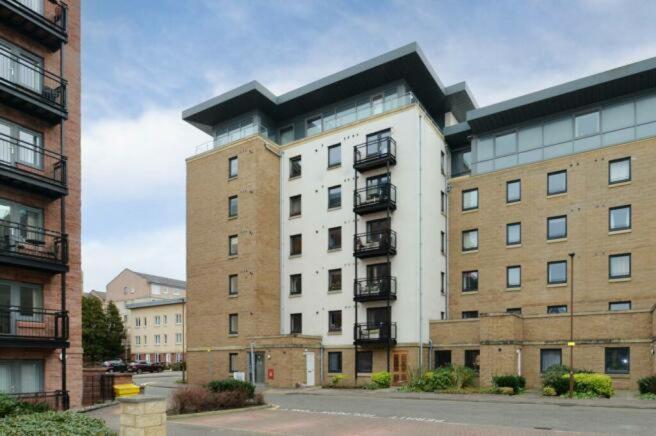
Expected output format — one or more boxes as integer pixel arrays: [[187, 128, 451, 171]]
[[126, 298, 186, 364], [0, 0, 81, 408], [106, 268, 186, 361], [184, 43, 656, 389]]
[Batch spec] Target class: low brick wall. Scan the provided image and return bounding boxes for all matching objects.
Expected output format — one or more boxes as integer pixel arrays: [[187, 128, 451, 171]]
[[118, 395, 166, 436]]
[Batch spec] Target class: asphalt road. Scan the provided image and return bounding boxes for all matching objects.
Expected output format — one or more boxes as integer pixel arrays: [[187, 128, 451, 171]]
[[133, 370, 183, 400]]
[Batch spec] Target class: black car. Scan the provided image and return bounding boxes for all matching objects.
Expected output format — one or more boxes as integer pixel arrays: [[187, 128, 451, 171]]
[[103, 359, 128, 373], [128, 360, 165, 374]]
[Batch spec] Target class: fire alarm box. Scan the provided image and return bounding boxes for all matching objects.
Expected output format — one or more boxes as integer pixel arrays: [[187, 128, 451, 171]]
[[268, 368, 274, 380]]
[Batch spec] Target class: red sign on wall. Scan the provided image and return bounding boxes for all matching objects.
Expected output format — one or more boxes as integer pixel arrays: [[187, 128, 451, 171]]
[[268, 368, 274, 380]]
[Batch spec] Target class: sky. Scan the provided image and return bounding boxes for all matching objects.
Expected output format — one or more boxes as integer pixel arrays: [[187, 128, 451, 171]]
[[81, 0, 656, 291]]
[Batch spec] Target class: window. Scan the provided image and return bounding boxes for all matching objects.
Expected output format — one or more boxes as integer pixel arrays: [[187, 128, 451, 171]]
[[328, 269, 342, 291], [228, 235, 238, 256], [229, 274, 238, 295], [495, 131, 517, 156], [462, 311, 479, 319], [229, 353, 238, 372], [441, 191, 446, 213], [452, 147, 471, 176], [289, 156, 302, 178], [609, 301, 631, 311], [575, 111, 600, 137], [462, 270, 478, 292], [175, 333, 183, 344], [328, 144, 341, 168], [440, 272, 445, 294], [609, 157, 631, 184], [143, 336, 147, 345], [175, 313, 182, 325], [290, 234, 302, 256], [609, 205, 631, 231], [0, 360, 44, 394], [356, 351, 372, 373], [547, 305, 568, 314], [547, 261, 567, 284], [328, 310, 342, 332], [155, 334, 161, 345], [506, 222, 521, 245], [306, 115, 322, 136], [290, 195, 302, 217], [440, 231, 445, 253], [464, 350, 480, 372], [279, 125, 294, 145], [163, 315, 167, 325], [506, 308, 522, 315], [328, 352, 342, 373], [609, 253, 631, 279], [462, 188, 478, 211], [328, 227, 341, 250], [143, 317, 147, 326], [506, 179, 521, 203], [135, 336, 141, 345], [135, 317, 141, 327], [164, 334, 168, 344], [154, 315, 161, 326], [229, 314, 238, 334], [328, 185, 341, 209], [605, 347, 630, 374], [547, 215, 567, 240], [290, 313, 302, 334], [440, 151, 446, 174], [462, 229, 478, 251], [547, 170, 567, 195], [228, 196, 238, 218], [507, 266, 521, 288], [290, 274, 302, 295], [540, 349, 562, 373], [434, 350, 451, 368], [228, 157, 238, 178]]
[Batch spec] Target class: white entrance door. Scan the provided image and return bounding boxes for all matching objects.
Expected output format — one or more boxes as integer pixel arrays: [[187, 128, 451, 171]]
[[305, 352, 315, 386]]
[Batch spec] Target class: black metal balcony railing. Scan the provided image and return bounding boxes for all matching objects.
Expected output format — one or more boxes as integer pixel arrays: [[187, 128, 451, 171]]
[[353, 229, 397, 258], [353, 184, 397, 215], [354, 276, 397, 302], [0, 132, 67, 196], [0, 305, 68, 345], [353, 137, 397, 172], [0, 0, 68, 50], [7, 390, 68, 410], [354, 322, 397, 345], [0, 45, 67, 120], [0, 220, 68, 270]]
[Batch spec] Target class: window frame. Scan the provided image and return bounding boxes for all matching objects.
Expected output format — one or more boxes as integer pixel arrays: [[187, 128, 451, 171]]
[[327, 143, 341, 168], [462, 311, 479, 319], [608, 157, 631, 185], [609, 205, 631, 231], [228, 156, 238, 178], [290, 313, 302, 334], [229, 353, 238, 372], [228, 234, 238, 256], [574, 110, 600, 138], [506, 222, 521, 246], [440, 231, 445, 253], [605, 347, 630, 374], [228, 195, 238, 218], [328, 268, 342, 291], [328, 226, 342, 250], [328, 310, 342, 333], [547, 170, 567, 195], [506, 179, 521, 203], [289, 194, 302, 217], [327, 185, 342, 209], [305, 114, 322, 136], [328, 351, 342, 373], [547, 305, 568, 314], [609, 301, 631, 311], [462, 229, 479, 252], [547, 260, 567, 285], [289, 155, 302, 179], [290, 234, 302, 256], [547, 215, 568, 240], [289, 274, 302, 295], [462, 188, 479, 211], [464, 349, 480, 372], [506, 265, 521, 289], [279, 124, 295, 145], [228, 274, 238, 295], [440, 191, 446, 213], [540, 349, 562, 373], [462, 270, 478, 292], [228, 313, 238, 335], [434, 350, 452, 368], [609, 253, 631, 279], [356, 351, 373, 373]]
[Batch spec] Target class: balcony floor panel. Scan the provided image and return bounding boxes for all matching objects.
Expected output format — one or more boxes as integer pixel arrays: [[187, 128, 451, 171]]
[[0, 254, 68, 273], [0, 166, 67, 197]]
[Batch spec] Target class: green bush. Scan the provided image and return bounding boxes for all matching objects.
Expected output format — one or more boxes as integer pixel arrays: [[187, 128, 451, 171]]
[[453, 365, 477, 389], [492, 375, 526, 394], [0, 394, 51, 418], [542, 386, 557, 396], [206, 379, 255, 398], [404, 365, 476, 392], [371, 371, 391, 389], [170, 361, 186, 371], [329, 374, 347, 387], [0, 411, 115, 436], [571, 373, 614, 398], [637, 376, 656, 394]]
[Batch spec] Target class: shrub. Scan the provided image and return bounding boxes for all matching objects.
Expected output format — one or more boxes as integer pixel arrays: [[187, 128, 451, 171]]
[[209, 390, 248, 409], [543, 386, 557, 396], [637, 376, 656, 395], [403, 365, 475, 392], [492, 375, 526, 394], [329, 374, 347, 387], [542, 364, 571, 394], [371, 371, 391, 389], [170, 361, 186, 371], [0, 394, 51, 418], [422, 367, 454, 391], [0, 411, 115, 436], [253, 393, 265, 405], [571, 373, 614, 398], [206, 379, 255, 398], [453, 365, 477, 389], [170, 385, 213, 415], [496, 387, 515, 395]]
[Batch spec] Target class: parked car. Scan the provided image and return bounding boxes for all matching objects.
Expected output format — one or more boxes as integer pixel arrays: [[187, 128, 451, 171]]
[[102, 359, 128, 373], [128, 360, 165, 374]]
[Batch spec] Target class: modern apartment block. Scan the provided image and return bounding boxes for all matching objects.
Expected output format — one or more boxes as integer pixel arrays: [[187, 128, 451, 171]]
[[184, 43, 656, 389], [0, 0, 81, 408]]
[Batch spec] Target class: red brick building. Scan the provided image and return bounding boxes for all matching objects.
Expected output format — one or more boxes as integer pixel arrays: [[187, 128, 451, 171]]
[[0, 0, 81, 408]]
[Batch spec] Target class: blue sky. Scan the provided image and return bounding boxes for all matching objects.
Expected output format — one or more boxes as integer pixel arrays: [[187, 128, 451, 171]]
[[81, 0, 656, 291]]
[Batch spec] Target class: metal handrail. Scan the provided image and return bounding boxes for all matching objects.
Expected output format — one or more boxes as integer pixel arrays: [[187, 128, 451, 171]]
[[354, 276, 397, 298], [0, 305, 68, 340], [354, 322, 397, 341], [353, 136, 397, 166], [0, 132, 66, 185], [5, 0, 68, 32], [7, 390, 67, 410], [0, 219, 68, 263], [353, 229, 397, 252], [353, 183, 396, 208]]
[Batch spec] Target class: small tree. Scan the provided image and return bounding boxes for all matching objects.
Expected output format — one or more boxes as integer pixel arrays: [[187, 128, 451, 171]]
[[105, 301, 126, 360], [82, 295, 107, 363]]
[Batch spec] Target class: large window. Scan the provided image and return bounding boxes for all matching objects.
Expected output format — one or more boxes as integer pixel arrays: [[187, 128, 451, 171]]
[[609, 157, 631, 184], [279, 125, 294, 145], [328, 227, 342, 250], [434, 350, 451, 368], [605, 347, 630, 374], [547, 260, 567, 284], [290, 313, 302, 334], [228, 196, 238, 218], [462, 229, 478, 251], [462, 270, 478, 292], [228, 274, 238, 295], [328, 310, 342, 332], [540, 349, 562, 373], [507, 266, 521, 288], [229, 314, 238, 334], [328, 352, 342, 373], [356, 351, 372, 373], [290, 234, 302, 256], [328, 269, 342, 291], [328, 144, 341, 168], [506, 179, 521, 203], [547, 170, 567, 195], [609, 205, 631, 231], [609, 253, 631, 279], [547, 215, 567, 240], [228, 157, 238, 178], [290, 195, 302, 217], [289, 156, 302, 178], [290, 274, 302, 295], [306, 115, 322, 136], [0, 281, 43, 319], [464, 350, 480, 372], [0, 118, 43, 169], [462, 188, 478, 211], [328, 185, 341, 209], [0, 360, 43, 394], [506, 222, 521, 245], [575, 111, 600, 137], [228, 235, 238, 256]]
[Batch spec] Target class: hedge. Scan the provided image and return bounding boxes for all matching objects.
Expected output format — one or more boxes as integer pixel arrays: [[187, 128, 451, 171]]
[[0, 411, 114, 436], [206, 379, 255, 398], [492, 375, 526, 394], [371, 371, 391, 388], [637, 376, 656, 395]]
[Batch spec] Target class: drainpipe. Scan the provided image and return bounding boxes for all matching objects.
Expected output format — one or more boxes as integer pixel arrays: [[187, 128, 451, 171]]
[[428, 340, 433, 370], [319, 345, 324, 385], [250, 343, 255, 384], [516, 349, 522, 376], [279, 149, 285, 334], [417, 113, 424, 373]]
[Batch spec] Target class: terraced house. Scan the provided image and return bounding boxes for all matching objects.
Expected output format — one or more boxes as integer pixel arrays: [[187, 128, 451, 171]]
[[183, 43, 656, 389], [0, 0, 81, 408]]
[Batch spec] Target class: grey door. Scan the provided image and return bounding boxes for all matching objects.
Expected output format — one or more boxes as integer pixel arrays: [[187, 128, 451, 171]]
[[247, 352, 265, 385]]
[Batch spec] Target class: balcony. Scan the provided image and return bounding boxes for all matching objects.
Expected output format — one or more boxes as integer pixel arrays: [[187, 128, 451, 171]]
[[0, 306, 68, 348], [354, 276, 397, 302], [0, 0, 67, 51], [353, 137, 396, 172], [0, 220, 68, 272], [353, 322, 397, 346], [7, 390, 68, 410], [0, 133, 67, 197], [353, 184, 396, 215], [0, 46, 67, 122], [353, 229, 397, 258]]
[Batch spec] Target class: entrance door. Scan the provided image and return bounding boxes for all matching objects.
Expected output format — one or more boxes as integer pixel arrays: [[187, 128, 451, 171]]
[[0, 284, 11, 335], [305, 352, 315, 386], [247, 352, 266, 385], [392, 352, 408, 385]]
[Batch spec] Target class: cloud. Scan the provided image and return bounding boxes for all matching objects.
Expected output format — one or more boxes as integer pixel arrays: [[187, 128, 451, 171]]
[[82, 224, 185, 292]]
